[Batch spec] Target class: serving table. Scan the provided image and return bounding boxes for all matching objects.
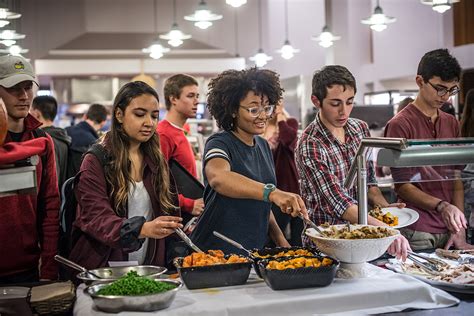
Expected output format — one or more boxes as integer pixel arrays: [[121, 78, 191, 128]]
[[74, 264, 459, 315]]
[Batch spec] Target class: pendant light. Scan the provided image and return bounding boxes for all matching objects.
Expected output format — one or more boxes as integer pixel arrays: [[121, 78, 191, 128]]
[[420, 0, 459, 14], [226, 0, 247, 8], [0, 5, 21, 28], [142, 0, 170, 59], [0, 29, 25, 48], [276, 0, 299, 60], [311, 0, 340, 48], [0, 6, 21, 20], [159, 0, 191, 47], [312, 26, 341, 48], [0, 44, 28, 56], [249, 0, 272, 67], [361, 0, 396, 32], [184, 1, 222, 30]]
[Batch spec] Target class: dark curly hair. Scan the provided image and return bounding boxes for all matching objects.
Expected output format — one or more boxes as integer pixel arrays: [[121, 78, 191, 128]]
[[417, 49, 461, 82], [207, 67, 283, 131], [311, 65, 356, 103]]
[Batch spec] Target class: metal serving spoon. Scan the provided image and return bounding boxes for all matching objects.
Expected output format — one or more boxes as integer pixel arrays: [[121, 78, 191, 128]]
[[54, 255, 103, 279]]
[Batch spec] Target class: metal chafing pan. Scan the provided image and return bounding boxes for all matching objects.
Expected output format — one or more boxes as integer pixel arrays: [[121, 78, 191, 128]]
[[77, 265, 167, 285], [86, 278, 182, 313]]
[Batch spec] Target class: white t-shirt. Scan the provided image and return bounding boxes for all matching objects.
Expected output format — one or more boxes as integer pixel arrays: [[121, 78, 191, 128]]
[[128, 181, 152, 264]]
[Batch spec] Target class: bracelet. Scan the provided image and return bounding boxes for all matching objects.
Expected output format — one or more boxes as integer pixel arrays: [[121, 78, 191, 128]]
[[435, 200, 447, 212]]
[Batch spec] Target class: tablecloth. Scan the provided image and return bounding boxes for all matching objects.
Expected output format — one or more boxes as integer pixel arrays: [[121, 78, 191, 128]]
[[74, 264, 459, 315]]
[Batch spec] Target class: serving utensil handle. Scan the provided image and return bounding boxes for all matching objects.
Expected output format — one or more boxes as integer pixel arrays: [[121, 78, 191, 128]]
[[175, 227, 204, 253], [213, 231, 251, 256], [54, 255, 87, 273]]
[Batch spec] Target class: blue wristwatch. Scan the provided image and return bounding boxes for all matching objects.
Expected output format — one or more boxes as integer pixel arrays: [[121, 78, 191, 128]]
[[263, 183, 276, 202]]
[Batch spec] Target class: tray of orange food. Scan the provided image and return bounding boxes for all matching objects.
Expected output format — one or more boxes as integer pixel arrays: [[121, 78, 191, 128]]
[[257, 255, 339, 290], [251, 246, 321, 278], [173, 250, 253, 289]]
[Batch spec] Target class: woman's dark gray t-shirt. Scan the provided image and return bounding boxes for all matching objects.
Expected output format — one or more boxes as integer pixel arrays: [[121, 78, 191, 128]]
[[191, 131, 276, 253]]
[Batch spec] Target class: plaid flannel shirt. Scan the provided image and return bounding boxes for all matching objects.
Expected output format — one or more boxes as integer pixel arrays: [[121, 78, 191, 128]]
[[295, 114, 376, 246]]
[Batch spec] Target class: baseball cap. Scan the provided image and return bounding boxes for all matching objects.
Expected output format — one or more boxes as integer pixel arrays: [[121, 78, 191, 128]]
[[0, 55, 38, 88]]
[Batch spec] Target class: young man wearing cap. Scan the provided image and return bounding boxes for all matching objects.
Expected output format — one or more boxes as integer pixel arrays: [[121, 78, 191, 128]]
[[0, 55, 59, 283], [157, 74, 204, 220]]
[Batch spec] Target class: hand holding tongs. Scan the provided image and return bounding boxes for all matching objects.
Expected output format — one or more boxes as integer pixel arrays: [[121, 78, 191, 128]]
[[175, 227, 203, 253], [298, 214, 327, 237]]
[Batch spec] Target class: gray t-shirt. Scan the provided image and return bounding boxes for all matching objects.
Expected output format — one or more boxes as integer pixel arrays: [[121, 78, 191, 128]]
[[191, 131, 276, 253]]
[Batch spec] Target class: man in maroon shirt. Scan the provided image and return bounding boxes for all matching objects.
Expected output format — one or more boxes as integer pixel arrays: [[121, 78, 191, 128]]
[[385, 49, 473, 250], [157, 74, 204, 219]]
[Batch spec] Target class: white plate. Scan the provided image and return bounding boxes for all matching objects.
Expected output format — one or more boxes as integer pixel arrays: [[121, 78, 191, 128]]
[[380, 207, 419, 229], [386, 261, 474, 294]]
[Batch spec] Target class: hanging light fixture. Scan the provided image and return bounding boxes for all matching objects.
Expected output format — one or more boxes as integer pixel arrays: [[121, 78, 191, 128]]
[[0, 7, 21, 20], [226, 0, 247, 8], [159, 0, 191, 47], [311, 0, 340, 48], [249, 0, 272, 67], [0, 29, 25, 40], [142, 0, 170, 59], [420, 0, 459, 14], [361, 0, 396, 32], [0, 44, 28, 56], [276, 0, 299, 60], [184, 0, 222, 30], [312, 26, 340, 48]]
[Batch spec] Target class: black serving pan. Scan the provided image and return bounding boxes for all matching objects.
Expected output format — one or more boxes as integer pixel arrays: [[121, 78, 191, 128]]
[[257, 255, 339, 291], [251, 246, 321, 278], [173, 255, 253, 290]]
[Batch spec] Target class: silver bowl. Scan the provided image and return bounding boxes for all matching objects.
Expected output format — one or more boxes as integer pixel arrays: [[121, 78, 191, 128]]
[[86, 278, 182, 312], [77, 265, 167, 285]]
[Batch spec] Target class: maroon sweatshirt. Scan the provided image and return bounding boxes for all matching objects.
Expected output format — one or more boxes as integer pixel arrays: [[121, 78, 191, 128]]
[[0, 114, 60, 280], [69, 145, 179, 270]]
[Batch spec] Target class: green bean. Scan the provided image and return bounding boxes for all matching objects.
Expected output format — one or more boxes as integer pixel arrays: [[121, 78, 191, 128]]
[[96, 271, 176, 296]]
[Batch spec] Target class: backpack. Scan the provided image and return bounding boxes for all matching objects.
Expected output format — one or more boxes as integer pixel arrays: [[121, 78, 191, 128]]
[[58, 143, 109, 259]]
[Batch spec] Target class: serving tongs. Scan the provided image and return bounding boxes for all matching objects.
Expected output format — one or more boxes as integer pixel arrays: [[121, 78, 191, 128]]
[[175, 227, 203, 253], [406, 252, 447, 275], [213, 231, 256, 259], [298, 214, 327, 237]]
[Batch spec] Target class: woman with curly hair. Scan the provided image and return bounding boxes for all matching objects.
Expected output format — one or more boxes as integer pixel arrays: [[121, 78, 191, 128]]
[[190, 68, 308, 253], [69, 81, 183, 270]]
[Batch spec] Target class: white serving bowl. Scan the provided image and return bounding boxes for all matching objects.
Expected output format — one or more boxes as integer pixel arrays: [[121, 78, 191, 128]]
[[305, 225, 400, 264]]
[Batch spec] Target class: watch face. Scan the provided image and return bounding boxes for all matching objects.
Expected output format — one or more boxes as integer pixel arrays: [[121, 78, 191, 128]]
[[265, 183, 276, 190]]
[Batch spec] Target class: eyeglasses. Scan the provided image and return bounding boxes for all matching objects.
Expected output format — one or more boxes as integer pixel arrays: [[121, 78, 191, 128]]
[[426, 81, 460, 97], [239, 104, 275, 117]]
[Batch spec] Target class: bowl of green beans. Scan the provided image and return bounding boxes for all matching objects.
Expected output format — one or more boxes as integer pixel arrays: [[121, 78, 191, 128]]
[[86, 271, 182, 312]]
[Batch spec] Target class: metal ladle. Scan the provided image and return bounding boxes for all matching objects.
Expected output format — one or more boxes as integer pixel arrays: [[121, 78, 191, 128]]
[[54, 255, 103, 279]]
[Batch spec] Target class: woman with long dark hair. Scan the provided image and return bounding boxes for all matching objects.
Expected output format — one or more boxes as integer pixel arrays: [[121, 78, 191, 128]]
[[69, 81, 182, 269]]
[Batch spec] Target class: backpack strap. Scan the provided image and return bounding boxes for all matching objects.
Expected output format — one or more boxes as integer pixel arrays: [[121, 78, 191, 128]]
[[85, 143, 109, 167], [32, 128, 49, 185]]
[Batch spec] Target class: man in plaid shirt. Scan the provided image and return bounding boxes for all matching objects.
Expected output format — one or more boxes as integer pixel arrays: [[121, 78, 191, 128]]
[[295, 65, 410, 259]]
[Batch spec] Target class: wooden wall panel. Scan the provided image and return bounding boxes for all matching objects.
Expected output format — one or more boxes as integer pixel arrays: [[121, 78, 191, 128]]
[[453, 0, 474, 46]]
